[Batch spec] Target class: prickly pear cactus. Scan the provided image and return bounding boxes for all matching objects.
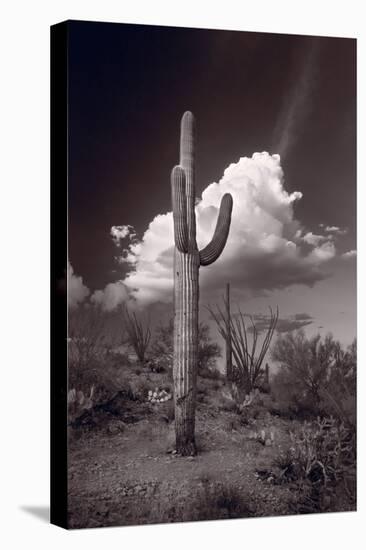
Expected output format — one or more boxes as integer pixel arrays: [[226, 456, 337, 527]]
[[171, 111, 233, 455]]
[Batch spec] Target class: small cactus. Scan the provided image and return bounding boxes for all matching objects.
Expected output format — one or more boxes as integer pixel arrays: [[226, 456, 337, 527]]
[[67, 385, 95, 423]]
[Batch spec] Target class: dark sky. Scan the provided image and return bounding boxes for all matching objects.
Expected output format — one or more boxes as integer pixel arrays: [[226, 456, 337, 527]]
[[68, 21, 356, 286], [67, 20, 356, 344]]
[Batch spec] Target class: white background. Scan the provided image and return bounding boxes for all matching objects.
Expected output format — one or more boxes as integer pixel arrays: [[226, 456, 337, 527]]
[[0, 1, 364, 548]]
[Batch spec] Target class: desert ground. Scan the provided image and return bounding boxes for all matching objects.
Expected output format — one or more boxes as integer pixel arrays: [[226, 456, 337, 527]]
[[68, 356, 356, 529]]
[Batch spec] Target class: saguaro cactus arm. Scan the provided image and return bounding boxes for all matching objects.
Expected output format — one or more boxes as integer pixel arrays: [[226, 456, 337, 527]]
[[180, 111, 196, 248], [199, 193, 233, 266], [171, 166, 188, 253]]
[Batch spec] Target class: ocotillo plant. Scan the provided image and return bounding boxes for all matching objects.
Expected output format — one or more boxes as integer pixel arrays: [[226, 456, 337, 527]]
[[123, 306, 151, 364], [171, 111, 233, 455], [264, 363, 270, 386], [225, 283, 233, 382], [208, 291, 278, 394]]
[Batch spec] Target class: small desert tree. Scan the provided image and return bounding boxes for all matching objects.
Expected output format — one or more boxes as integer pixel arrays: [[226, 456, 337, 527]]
[[272, 331, 334, 405], [271, 331, 356, 423], [123, 306, 151, 364], [327, 338, 356, 393], [321, 337, 356, 425]]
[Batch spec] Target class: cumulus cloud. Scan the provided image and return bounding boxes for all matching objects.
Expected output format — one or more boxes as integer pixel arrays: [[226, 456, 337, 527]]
[[91, 281, 130, 311], [307, 241, 336, 262], [324, 225, 348, 236], [302, 232, 328, 246], [110, 225, 136, 247], [115, 152, 338, 306], [68, 262, 90, 308], [342, 249, 357, 260]]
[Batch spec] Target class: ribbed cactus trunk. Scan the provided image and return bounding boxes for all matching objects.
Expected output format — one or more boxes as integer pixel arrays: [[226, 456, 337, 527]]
[[173, 250, 199, 454], [171, 112, 233, 455]]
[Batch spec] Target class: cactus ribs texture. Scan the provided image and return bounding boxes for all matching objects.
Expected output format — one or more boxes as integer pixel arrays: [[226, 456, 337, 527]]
[[171, 111, 233, 455]]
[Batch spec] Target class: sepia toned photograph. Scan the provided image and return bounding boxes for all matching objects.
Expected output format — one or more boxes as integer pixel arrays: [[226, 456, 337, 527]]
[[55, 20, 356, 528]]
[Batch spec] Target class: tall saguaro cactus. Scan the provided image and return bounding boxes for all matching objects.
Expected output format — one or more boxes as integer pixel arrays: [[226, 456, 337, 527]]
[[171, 111, 233, 455]]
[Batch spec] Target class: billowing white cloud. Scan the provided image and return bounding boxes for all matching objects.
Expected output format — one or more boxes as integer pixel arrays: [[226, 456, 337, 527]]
[[307, 241, 336, 262], [302, 231, 328, 246], [91, 280, 129, 311], [68, 261, 90, 308], [115, 152, 338, 306], [110, 224, 136, 247]]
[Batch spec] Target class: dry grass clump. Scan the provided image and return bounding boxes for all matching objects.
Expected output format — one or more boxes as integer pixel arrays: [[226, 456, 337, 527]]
[[271, 416, 356, 513], [150, 477, 255, 524]]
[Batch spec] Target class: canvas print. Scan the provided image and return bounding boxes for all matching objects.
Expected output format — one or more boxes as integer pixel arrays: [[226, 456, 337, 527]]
[[51, 20, 356, 529]]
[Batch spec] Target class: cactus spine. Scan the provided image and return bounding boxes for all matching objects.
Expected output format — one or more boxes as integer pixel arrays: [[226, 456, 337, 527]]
[[171, 112, 233, 455]]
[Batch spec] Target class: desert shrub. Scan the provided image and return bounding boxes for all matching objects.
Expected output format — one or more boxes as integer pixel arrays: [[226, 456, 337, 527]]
[[220, 384, 267, 421], [290, 418, 355, 485], [68, 305, 123, 371], [197, 323, 222, 371], [68, 305, 127, 422], [152, 368, 173, 391], [199, 365, 222, 380], [145, 479, 255, 525], [213, 486, 251, 518], [68, 344, 127, 405], [68, 360, 128, 426], [270, 371, 320, 420], [270, 373, 292, 418], [218, 396, 237, 413], [197, 380, 209, 394], [145, 358, 166, 373], [240, 403, 265, 424], [193, 479, 255, 520], [112, 351, 131, 368], [271, 417, 356, 512], [150, 319, 221, 374], [211, 380, 222, 391], [150, 319, 174, 371], [127, 377, 151, 401], [272, 331, 331, 410], [320, 339, 356, 427], [68, 387, 95, 425], [271, 448, 300, 481], [69, 355, 127, 400], [271, 332, 356, 422]]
